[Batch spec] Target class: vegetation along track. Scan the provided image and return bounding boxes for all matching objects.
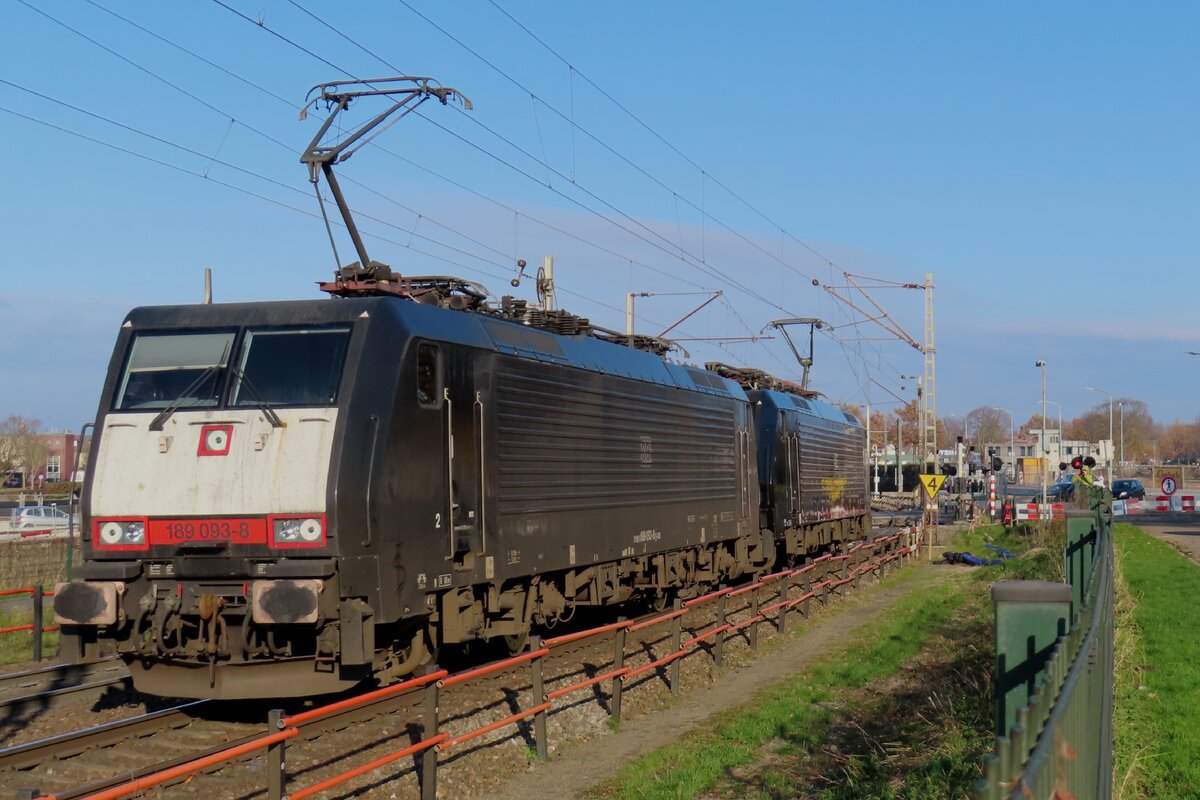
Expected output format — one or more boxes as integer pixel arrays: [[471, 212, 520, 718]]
[[3, 530, 911, 799]]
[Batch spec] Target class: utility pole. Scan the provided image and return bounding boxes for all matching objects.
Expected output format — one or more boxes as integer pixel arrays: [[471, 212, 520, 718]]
[[1037, 360, 1047, 508], [922, 273, 937, 471]]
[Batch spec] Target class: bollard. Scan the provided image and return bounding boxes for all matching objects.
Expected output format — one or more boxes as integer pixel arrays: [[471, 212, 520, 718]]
[[530, 637, 548, 759], [669, 598, 683, 692], [421, 664, 441, 800], [267, 708, 287, 800], [612, 619, 626, 723], [32, 586, 44, 663], [992, 581, 1072, 737]]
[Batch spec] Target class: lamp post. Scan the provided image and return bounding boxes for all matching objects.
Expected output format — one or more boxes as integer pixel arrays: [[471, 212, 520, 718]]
[[1036, 360, 1047, 507], [900, 374, 922, 469], [1119, 401, 1126, 478], [1087, 386, 1114, 482], [986, 407, 1014, 479]]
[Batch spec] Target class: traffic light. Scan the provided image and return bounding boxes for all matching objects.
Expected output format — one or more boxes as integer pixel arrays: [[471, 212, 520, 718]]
[[992, 456, 1003, 472], [1071, 456, 1084, 471]]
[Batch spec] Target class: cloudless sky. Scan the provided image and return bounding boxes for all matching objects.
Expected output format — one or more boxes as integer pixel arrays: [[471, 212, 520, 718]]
[[1, 0, 1196, 434]]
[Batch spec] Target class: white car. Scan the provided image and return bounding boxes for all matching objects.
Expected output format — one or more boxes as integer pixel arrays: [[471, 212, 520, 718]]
[[12, 506, 72, 529]]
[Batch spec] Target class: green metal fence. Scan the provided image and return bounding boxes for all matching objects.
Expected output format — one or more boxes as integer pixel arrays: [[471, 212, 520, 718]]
[[974, 486, 1113, 799]]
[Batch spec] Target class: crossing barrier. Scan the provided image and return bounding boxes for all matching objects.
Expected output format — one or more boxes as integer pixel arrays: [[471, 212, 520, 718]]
[[1014, 503, 1065, 521]]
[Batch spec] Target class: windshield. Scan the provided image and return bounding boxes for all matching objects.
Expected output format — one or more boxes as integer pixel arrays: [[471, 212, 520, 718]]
[[115, 332, 235, 410], [231, 327, 351, 407]]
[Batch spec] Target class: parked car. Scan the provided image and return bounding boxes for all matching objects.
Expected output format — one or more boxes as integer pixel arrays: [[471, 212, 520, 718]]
[[11, 506, 72, 529], [1111, 479, 1146, 500], [1046, 478, 1076, 501]]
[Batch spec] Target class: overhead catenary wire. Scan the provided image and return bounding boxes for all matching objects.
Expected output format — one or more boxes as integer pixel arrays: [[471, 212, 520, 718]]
[[30, 0, 916, 397], [207, 0, 811, 323]]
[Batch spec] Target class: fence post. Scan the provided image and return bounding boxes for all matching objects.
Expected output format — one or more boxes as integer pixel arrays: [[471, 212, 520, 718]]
[[714, 594, 726, 669], [31, 585, 44, 662], [1064, 511, 1097, 616], [421, 664, 441, 800], [992, 581, 1072, 738], [749, 587, 760, 650], [777, 573, 790, 635], [669, 598, 683, 692], [612, 618, 626, 724], [530, 636, 548, 760], [267, 708, 287, 800]]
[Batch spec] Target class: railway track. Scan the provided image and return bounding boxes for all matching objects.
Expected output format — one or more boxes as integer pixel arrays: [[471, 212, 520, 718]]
[[0, 661, 130, 715]]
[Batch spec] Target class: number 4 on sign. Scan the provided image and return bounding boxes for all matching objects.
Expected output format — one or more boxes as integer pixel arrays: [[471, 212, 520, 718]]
[[919, 473, 947, 499]]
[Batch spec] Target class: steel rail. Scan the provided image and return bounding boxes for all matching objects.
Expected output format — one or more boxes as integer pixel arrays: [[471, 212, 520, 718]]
[[0, 701, 208, 772]]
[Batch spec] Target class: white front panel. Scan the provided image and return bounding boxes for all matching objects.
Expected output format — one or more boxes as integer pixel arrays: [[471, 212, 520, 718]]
[[92, 409, 338, 516]]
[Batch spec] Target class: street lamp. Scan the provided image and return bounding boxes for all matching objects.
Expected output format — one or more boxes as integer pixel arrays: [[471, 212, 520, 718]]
[[1087, 386, 1114, 482], [985, 406, 1014, 479], [1036, 360, 1047, 507]]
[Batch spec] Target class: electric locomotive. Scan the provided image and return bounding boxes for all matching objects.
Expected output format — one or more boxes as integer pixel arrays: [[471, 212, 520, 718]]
[[54, 275, 779, 699]]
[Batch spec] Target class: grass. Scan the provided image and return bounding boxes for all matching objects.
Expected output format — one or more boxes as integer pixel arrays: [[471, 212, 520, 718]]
[[950, 522, 1066, 583], [583, 524, 1070, 800], [1112, 523, 1200, 799], [586, 564, 995, 800], [0, 605, 58, 666]]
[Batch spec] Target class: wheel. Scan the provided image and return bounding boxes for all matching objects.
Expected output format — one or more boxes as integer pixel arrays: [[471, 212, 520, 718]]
[[502, 630, 529, 656]]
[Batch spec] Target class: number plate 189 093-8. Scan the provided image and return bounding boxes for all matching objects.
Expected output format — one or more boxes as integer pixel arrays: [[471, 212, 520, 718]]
[[147, 518, 267, 545]]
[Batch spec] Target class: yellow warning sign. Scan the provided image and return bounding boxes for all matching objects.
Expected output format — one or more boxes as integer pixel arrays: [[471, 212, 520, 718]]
[[919, 473, 947, 499]]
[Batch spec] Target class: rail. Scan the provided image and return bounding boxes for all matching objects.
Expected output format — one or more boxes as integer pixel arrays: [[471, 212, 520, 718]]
[[0, 584, 57, 662], [21, 529, 918, 800], [973, 486, 1114, 798]]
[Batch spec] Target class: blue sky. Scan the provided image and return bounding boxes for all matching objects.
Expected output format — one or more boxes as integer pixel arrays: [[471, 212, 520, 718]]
[[1, 0, 1196, 434]]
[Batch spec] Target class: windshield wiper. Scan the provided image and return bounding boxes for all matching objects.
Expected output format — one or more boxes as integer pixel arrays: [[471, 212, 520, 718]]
[[230, 366, 286, 429], [148, 365, 224, 431]]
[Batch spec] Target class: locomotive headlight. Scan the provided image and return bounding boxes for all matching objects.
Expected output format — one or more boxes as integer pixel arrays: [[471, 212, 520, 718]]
[[99, 522, 124, 545], [272, 516, 325, 547], [95, 519, 148, 549]]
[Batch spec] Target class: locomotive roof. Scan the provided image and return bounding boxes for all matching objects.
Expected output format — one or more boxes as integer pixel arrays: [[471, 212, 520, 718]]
[[121, 296, 744, 399], [752, 389, 864, 429]]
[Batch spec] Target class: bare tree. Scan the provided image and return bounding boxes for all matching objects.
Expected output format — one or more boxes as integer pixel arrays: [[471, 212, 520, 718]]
[[965, 406, 1008, 448], [0, 415, 45, 488]]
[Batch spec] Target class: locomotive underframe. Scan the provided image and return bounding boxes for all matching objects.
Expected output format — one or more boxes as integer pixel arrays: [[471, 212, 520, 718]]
[[58, 512, 866, 699]]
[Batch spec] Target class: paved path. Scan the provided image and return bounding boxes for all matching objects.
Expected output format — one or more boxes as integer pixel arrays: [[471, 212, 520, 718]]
[[1130, 520, 1200, 564]]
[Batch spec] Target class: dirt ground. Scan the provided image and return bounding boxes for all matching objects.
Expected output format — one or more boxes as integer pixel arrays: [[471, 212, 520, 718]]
[[1131, 519, 1200, 564], [485, 561, 956, 800]]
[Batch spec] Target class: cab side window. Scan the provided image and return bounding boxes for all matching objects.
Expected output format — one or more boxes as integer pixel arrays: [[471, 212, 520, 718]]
[[416, 343, 441, 407]]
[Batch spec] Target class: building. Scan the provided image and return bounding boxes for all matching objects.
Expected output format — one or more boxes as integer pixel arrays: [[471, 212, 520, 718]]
[[1, 431, 83, 487]]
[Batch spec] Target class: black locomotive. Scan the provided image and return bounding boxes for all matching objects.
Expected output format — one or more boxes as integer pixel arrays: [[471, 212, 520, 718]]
[[54, 274, 868, 699]]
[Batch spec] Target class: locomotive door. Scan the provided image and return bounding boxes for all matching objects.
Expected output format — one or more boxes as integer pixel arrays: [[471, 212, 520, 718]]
[[782, 412, 800, 521], [444, 365, 486, 571]]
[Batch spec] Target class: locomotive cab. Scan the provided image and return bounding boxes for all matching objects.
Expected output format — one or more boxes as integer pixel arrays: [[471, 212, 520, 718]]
[[56, 299, 389, 698]]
